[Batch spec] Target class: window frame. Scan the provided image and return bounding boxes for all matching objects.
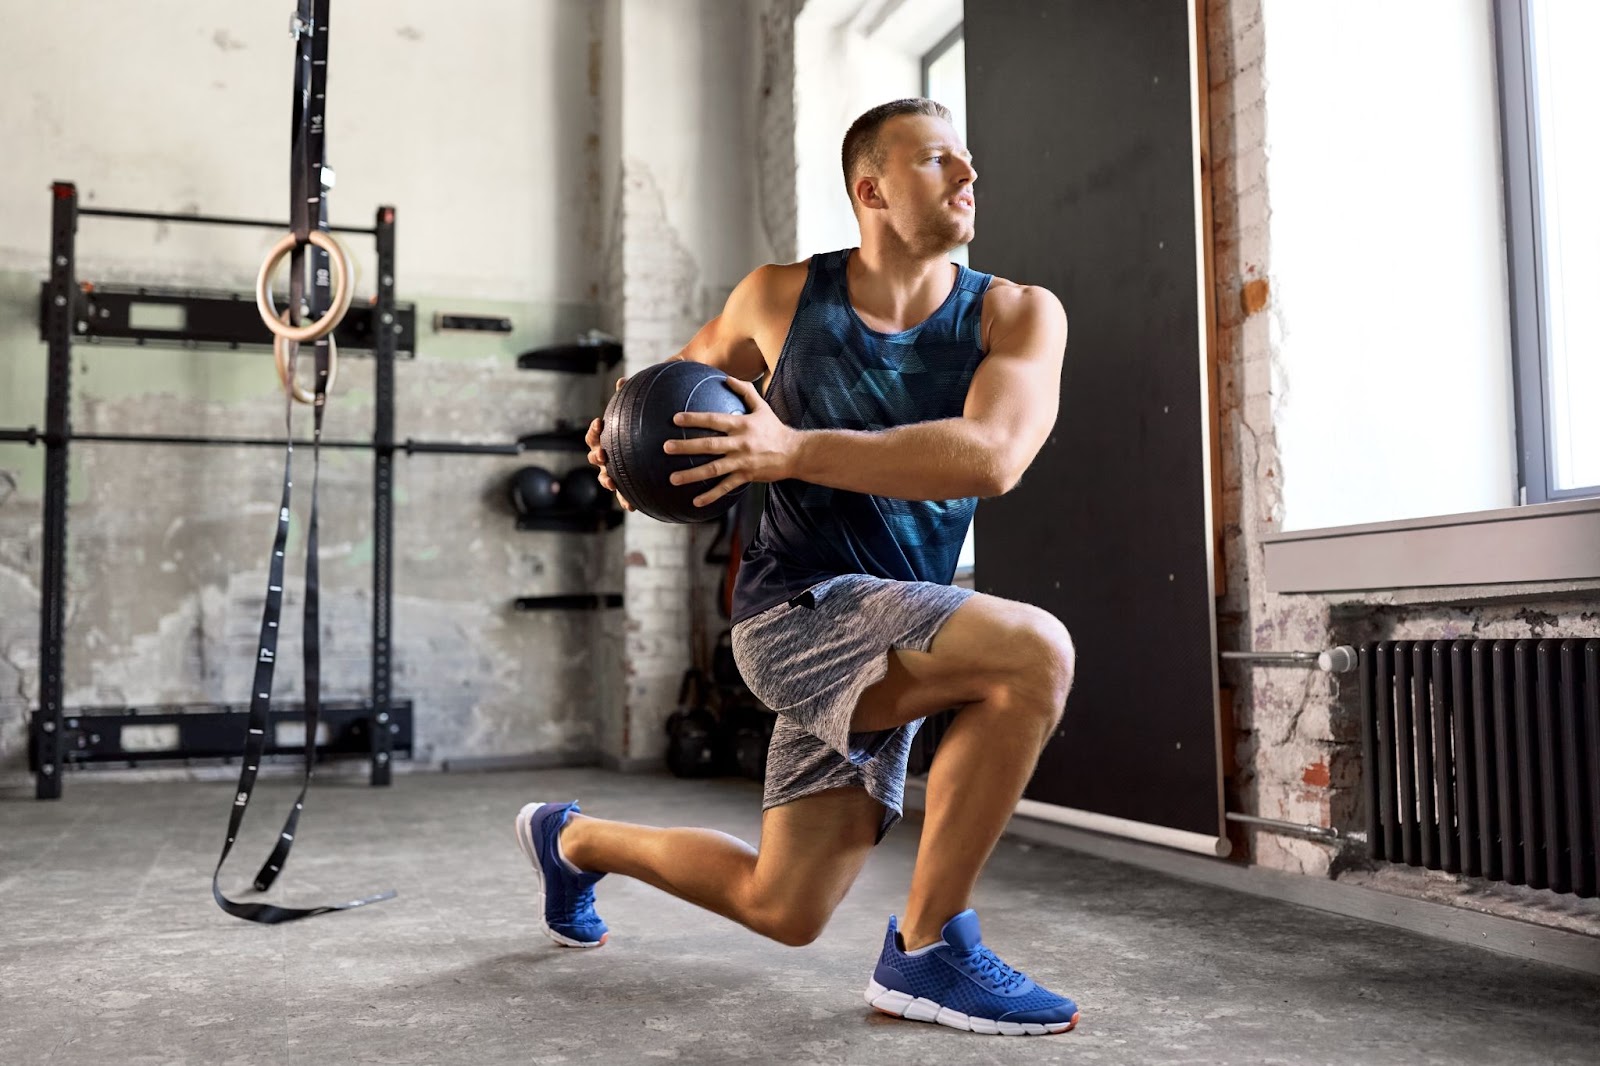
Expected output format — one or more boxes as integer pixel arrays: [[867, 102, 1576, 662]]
[[1493, 0, 1599, 504], [920, 23, 963, 100]]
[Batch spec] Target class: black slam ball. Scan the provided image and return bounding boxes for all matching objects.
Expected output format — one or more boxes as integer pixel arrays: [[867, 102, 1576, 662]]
[[598, 360, 751, 523], [559, 465, 605, 514], [509, 465, 560, 516]]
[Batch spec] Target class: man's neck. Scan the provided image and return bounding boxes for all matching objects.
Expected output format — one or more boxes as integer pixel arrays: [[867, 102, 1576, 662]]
[[846, 241, 957, 333]]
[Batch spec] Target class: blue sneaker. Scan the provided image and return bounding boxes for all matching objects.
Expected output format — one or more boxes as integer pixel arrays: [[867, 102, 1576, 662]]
[[865, 910, 1079, 1035], [514, 801, 609, 948]]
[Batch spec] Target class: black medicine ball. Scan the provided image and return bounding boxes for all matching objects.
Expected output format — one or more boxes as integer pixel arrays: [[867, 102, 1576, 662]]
[[559, 465, 605, 514], [509, 465, 560, 516], [599, 360, 750, 524]]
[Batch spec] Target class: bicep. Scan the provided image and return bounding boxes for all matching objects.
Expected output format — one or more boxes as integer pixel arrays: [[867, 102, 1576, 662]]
[[677, 270, 771, 381], [963, 292, 1067, 470]]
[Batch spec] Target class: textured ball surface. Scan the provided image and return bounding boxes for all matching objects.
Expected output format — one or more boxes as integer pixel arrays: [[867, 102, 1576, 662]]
[[599, 360, 750, 524]]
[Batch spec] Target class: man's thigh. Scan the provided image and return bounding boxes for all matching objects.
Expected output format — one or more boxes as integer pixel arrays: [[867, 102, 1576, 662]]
[[849, 591, 1067, 734]]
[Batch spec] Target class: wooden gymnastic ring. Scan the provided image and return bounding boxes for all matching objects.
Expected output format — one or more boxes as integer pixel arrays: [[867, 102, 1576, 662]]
[[255, 229, 354, 343], [273, 308, 338, 405]]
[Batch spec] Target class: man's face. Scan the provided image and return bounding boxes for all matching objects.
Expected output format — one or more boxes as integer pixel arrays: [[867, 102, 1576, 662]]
[[871, 113, 977, 254]]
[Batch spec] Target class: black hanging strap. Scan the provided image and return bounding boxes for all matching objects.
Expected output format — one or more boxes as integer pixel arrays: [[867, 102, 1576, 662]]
[[213, 0, 395, 924]]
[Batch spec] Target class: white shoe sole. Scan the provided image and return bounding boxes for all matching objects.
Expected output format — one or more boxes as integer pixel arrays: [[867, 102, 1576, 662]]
[[514, 802, 607, 949], [864, 979, 1078, 1036]]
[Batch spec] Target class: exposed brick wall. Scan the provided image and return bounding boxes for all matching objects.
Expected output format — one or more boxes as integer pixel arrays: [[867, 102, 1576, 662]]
[[597, 0, 776, 770], [1208, 0, 1328, 873], [603, 161, 701, 770]]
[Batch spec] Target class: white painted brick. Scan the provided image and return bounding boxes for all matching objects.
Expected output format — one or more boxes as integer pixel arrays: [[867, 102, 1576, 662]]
[[1231, 14, 1265, 76], [639, 586, 692, 613], [626, 567, 689, 592], [1239, 313, 1272, 363], [1219, 220, 1269, 278], [629, 519, 688, 545], [1234, 99, 1268, 157], [1228, 58, 1266, 117], [1242, 393, 1274, 435]]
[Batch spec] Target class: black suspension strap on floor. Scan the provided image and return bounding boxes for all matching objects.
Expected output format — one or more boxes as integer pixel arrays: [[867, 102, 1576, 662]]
[[213, 0, 395, 923]]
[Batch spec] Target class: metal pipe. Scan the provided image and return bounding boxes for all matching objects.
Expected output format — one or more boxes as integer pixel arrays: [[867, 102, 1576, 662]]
[[1225, 811, 1364, 844], [1221, 650, 1319, 663], [0, 427, 523, 455], [75, 431, 374, 450], [80, 206, 376, 236], [1221, 645, 1358, 673]]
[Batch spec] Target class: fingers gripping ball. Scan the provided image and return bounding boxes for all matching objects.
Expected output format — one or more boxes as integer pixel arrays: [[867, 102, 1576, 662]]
[[600, 361, 750, 523]]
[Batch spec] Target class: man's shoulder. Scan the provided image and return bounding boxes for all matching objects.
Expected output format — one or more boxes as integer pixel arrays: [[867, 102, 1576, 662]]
[[982, 275, 1062, 305], [980, 276, 1067, 330], [736, 259, 813, 318], [746, 258, 813, 293]]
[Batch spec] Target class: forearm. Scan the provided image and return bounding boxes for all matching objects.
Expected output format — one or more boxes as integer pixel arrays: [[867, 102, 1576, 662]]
[[789, 419, 1009, 501]]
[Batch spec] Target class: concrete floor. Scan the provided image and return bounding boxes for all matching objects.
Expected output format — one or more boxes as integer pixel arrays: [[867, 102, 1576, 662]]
[[2, 768, 1598, 1066]]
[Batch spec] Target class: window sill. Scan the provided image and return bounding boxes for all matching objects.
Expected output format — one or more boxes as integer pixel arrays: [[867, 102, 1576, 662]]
[[1261, 496, 1600, 598]]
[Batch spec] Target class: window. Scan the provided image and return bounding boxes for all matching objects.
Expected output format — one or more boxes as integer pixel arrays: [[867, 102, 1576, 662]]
[[921, 26, 966, 141], [1497, 0, 1600, 503]]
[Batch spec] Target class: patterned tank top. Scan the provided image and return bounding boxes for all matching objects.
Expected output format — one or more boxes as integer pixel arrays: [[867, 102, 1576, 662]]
[[730, 248, 993, 624]]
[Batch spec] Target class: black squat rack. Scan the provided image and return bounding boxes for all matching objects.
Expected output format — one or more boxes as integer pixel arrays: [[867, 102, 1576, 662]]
[[3, 184, 424, 798], [3, 184, 626, 799]]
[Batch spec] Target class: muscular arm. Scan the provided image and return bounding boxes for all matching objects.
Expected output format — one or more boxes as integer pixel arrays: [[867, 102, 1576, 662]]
[[670, 283, 1067, 506], [665, 266, 785, 381], [788, 286, 1066, 500]]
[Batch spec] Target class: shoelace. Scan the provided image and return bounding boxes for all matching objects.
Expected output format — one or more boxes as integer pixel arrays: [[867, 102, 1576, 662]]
[[558, 882, 597, 921], [967, 945, 1029, 992]]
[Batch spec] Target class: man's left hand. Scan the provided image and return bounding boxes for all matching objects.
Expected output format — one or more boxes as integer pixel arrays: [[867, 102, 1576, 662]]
[[664, 378, 798, 508]]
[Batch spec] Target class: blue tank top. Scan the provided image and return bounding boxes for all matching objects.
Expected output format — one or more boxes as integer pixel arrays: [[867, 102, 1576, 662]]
[[730, 248, 993, 625]]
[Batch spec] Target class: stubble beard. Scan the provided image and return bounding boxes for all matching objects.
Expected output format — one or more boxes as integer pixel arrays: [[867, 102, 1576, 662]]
[[910, 208, 975, 258]]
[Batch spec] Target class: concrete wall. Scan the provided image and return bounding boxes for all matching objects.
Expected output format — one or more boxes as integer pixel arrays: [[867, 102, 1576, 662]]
[[0, 0, 625, 778], [1207, 0, 1600, 884]]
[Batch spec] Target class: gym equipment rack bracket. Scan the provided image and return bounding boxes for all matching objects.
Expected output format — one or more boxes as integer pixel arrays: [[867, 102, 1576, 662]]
[[41, 279, 417, 353], [28, 699, 414, 768]]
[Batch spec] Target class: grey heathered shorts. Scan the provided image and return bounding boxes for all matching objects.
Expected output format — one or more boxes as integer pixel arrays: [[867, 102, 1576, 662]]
[[730, 573, 975, 844]]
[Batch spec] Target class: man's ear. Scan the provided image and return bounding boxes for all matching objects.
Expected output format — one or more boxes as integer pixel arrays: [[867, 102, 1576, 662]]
[[854, 175, 885, 211]]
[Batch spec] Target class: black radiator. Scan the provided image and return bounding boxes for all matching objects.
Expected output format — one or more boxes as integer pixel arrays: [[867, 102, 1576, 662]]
[[1361, 639, 1600, 898]]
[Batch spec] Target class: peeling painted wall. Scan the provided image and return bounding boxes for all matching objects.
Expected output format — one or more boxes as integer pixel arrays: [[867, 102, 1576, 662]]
[[0, 1, 614, 777], [601, 0, 772, 769]]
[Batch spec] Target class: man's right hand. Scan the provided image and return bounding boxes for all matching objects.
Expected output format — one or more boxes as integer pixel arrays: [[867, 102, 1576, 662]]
[[586, 376, 635, 512]]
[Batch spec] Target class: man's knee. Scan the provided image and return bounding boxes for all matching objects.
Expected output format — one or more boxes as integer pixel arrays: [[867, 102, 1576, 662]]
[[749, 903, 831, 947], [995, 607, 1074, 724]]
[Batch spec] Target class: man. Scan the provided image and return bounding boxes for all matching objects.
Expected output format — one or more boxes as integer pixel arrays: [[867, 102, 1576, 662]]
[[515, 98, 1079, 1037]]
